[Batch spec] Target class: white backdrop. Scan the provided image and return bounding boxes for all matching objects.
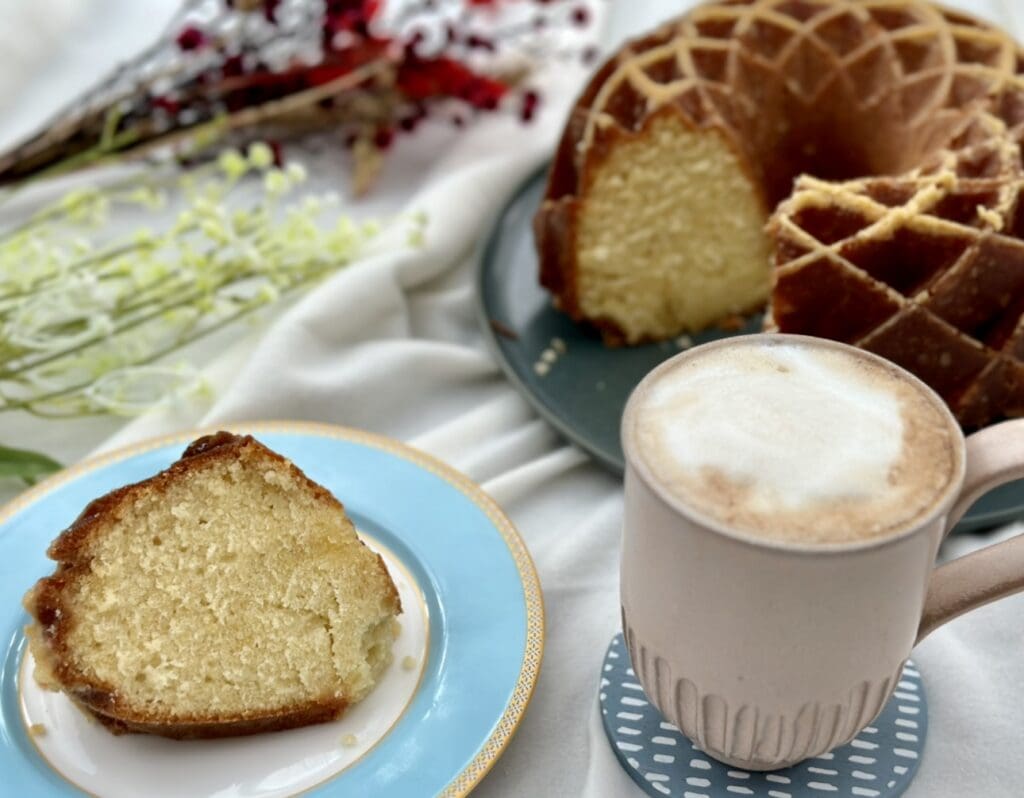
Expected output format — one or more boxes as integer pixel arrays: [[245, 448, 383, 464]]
[[0, 1, 1022, 796]]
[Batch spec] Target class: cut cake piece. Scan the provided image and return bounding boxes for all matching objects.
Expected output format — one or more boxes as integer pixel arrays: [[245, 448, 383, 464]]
[[534, 0, 1024, 427], [536, 110, 772, 345], [23, 431, 401, 739]]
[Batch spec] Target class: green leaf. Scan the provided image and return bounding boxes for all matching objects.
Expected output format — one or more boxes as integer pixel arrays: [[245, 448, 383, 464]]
[[0, 443, 62, 485]]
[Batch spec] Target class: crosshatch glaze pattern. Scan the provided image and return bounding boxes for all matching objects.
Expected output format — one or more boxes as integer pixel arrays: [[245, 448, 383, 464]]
[[601, 634, 927, 798], [0, 421, 544, 798], [540, 0, 1024, 426]]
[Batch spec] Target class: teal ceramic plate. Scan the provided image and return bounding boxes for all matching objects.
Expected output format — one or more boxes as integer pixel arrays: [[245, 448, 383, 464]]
[[0, 422, 543, 797], [476, 165, 1023, 533]]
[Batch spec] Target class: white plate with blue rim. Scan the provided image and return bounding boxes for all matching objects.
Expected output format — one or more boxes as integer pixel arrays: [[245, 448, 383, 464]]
[[0, 422, 543, 797]]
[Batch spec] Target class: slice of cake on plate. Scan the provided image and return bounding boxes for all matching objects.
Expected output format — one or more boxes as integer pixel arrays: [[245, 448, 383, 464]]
[[23, 431, 401, 739]]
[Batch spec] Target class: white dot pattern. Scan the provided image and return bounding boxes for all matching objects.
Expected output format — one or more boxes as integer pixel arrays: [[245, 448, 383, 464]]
[[600, 635, 926, 798]]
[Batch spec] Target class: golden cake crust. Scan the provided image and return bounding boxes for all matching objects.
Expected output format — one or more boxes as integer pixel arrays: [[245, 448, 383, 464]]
[[536, 0, 1024, 425], [23, 432, 401, 739]]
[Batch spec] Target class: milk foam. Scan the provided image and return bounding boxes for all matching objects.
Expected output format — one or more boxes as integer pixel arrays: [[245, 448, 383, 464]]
[[632, 339, 958, 543]]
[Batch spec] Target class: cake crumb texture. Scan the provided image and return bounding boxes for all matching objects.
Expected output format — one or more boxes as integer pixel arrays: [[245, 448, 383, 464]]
[[575, 113, 770, 344], [23, 432, 401, 739]]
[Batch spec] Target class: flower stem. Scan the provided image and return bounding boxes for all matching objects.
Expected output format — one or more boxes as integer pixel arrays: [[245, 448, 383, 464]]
[[0, 259, 336, 415]]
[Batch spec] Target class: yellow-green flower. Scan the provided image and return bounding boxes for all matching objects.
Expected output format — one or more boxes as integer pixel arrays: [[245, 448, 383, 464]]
[[247, 142, 275, 170], [263, 169, 290, 196], [0, 154, 427, 419], [217, 149, 249, 181], [285, 163, 308, 184]]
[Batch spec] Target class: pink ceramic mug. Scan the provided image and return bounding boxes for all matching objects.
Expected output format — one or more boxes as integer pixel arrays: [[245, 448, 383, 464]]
[[620, 334, 1024, 770]]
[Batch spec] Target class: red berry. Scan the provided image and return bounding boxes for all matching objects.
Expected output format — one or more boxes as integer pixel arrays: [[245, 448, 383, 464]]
[[269, 140, 284, 166], [406, 29, 426, 53], [571, 6, 590, 26], [477, 92, 499, 111], [373, 127, 394, 149], [466, 34, 495, 52], [176, 26, 206, 51], [263, 0, 282, 23], [222, 55, 245, 76], [521, 89, 540, 122], [152, 95, 180, 114]]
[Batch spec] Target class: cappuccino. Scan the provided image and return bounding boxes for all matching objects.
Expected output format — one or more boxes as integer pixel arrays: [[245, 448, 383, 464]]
[[628, 337, 959, 544]]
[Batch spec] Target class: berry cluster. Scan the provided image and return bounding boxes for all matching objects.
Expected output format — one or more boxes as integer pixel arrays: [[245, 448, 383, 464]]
[[0, 0, 597, 192]]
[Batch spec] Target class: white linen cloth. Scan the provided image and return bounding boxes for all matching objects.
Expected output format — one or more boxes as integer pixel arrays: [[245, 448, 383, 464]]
[[0, 1, 1022, 796]]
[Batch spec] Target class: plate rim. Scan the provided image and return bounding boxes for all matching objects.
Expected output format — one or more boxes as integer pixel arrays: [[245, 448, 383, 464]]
[[0, 420, 545, 798]]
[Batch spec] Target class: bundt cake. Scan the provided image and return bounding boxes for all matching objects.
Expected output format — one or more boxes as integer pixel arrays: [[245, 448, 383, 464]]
[[535, 0, 1024, 427], [23, 431, 401, 739]]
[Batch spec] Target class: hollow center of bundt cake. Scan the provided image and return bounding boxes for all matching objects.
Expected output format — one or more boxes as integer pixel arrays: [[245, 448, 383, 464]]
[[576, 113, 772, 344], [59, 457, 397, 718]]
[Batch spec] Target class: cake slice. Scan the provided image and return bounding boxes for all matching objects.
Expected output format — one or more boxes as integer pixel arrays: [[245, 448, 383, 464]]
[[23, 431, 401, 739], [536, 111, 772, 346]]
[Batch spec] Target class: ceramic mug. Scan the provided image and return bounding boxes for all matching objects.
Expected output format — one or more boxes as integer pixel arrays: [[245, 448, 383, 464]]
[[620, 334, 1024, 771]]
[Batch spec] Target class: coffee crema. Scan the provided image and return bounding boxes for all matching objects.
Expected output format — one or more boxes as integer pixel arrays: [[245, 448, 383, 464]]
[[630, 338, 959, 544]]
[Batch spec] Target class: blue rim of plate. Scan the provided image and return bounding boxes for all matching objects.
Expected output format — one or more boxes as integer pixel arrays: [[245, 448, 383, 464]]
[[0, 421, 544, 797], [475, 163, 1024, 533]]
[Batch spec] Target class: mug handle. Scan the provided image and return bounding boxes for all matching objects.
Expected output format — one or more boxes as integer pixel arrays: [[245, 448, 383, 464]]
[[917, 420, 1024, 644]]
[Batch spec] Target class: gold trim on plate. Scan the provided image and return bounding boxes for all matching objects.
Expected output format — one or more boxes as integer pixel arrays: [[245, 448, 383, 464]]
[[4, 421, 545, 798]]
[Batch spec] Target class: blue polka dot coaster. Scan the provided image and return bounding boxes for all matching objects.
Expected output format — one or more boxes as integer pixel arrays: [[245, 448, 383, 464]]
[[600, 634, 927, 798]]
